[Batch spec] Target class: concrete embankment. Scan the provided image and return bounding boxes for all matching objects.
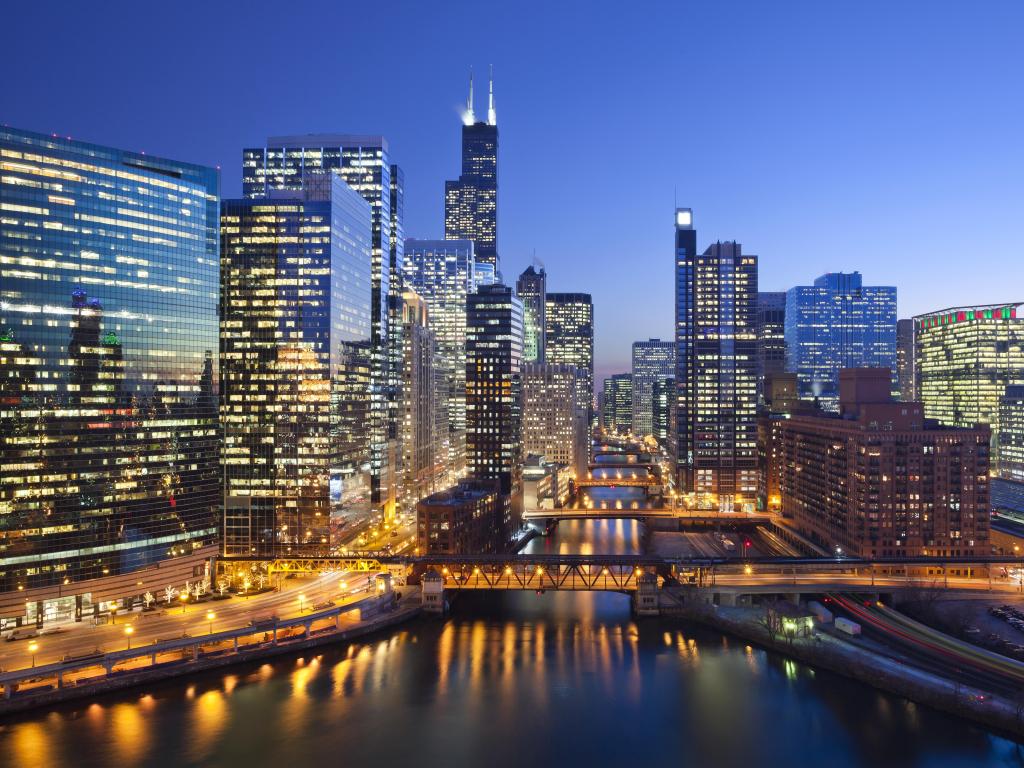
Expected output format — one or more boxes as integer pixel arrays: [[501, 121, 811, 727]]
[[660, 596, 1024, 738], [0, 603, 421, 717]]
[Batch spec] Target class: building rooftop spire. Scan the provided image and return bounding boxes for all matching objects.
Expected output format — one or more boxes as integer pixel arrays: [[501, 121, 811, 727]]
[[464, 68, 476, 126], [488, 65, 497, 126]]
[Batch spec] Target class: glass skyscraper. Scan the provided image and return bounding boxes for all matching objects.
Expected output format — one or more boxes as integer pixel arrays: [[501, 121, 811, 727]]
[[631, 339, 675, 438], [545, 292, 594, 416], [516, 265, 546, 363], [756, 291, 787, 403], [602, 374, 633, 436], [896, 318, 916, 401], [220, 172, 372, 557], [784, 272, 897, 410], [0, 127, 219, 623], [242, 135, 403, 514], [445, 73, 499, 271]]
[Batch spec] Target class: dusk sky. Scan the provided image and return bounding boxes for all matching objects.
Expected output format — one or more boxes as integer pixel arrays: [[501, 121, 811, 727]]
[[4, 0, 1022, 384]]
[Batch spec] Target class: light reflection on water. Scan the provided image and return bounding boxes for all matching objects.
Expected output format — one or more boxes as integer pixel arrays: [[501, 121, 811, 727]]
[[1, 518, 1022, 767]]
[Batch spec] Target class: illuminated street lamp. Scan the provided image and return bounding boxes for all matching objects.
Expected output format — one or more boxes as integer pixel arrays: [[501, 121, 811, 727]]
[[180, 592, 188, 613], [298, 594, 307, 612], [124, 625, 134, 649], [206, 610, 216, 635], [28, 640, 38, 668]]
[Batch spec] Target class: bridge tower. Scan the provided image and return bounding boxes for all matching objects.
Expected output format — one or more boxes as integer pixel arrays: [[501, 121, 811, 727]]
[[632, 572, 660, 616], [422, 569, 446, 614]]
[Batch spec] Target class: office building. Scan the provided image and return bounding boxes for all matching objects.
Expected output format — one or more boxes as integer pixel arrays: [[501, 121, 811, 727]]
[[756, 292, 787, 403], [602, 374, 633, 435], [546, 292, 594, 414], [399, 292, 448, 511], [774, 368, 990, 558], [243, 134, 403, 514], [403, 239, 478, 476], [522, 364, 580, 471], [652, 377, 675, 449], [416, 480, 501, 554], [915, 303, 1024, 468], [466, 284, 523, 546], [445, 71, 499, 270], [896, 318, 915, 401], [221, 171, 373, 556], [674, 208, 759, 508], [631, 339, 675, 438], [1000, 386, 1024, 484], [784, 272, 897, 410], [0, 127, 220, 624], [516, 265, 546, 363]]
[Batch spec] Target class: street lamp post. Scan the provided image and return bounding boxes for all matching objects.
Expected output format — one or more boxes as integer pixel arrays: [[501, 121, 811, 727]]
[[124, 625, 134, 650], [298, 594, 306, 613], [206, 610, 216, 635], [180, 593, 188, 614], [28, 640, 38, 668]]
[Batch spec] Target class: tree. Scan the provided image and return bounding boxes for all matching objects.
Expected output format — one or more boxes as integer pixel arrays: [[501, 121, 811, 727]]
[[164, 585, 177, 605], [217, 578, 229, 597], [143, 591, 155, 609]]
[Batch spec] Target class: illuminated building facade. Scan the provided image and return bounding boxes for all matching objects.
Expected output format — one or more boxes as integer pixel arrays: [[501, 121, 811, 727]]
[[674, 208, 758, 507], [403, 239, 478, 476], [242, 134, 403, 513], [602, 374, 633, 435], [896, 318, 915, 401], [416, 479, 501, 554], [915, 303, 1024, 468], [466, 284, 523, 546], [516, 265, 546, 363], [445, 72, 499, 270], [399, 291, 448, 511], [220, 172, 372, 556], [631, 338, 675, 438], [784, 272, 897, 410], [756, 292, 787, 404], [652, 376, 675, 449], [545, 292, 594, 415], [0, 127, 219, 623], [775, 368, 990, 558], [1000, 386, 1024, 484], [522, 363, 580, 471]]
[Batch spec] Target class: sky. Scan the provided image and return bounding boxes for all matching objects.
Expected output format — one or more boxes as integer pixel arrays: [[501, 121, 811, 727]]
[[3, 1, 1023, 385]]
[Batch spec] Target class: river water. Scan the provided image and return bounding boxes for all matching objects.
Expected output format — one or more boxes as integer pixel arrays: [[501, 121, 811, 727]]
[[1, 497, 1022, 767]]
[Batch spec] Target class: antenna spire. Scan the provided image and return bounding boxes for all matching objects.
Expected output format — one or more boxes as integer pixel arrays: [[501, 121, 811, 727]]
[[465, 68, 476, 125], [488, 65, 497, 125]]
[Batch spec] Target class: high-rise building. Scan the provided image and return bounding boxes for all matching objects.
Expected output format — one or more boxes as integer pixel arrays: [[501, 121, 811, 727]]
[[466, 284, 523, 546], [674, 208, 759, 509], [774, 368, 990, 558], [403, 239, 478, 477], [784, 272, 897, 410], [445, 71, 499, 271], [896, 318, 916, 401], [416, 479, 501, 555], [631, 339, 675, 438], [398, 292, 447, 511], [915, 303, 1024, 468], [522, 364, 580, 470], [221, 172, 373, 556], [756, 292, 787, 403], [545, 292, 594, 415], [652, 377, 675, 449], [0, 127, 220, 622], [999, 386, 1024, 484], [516, 265, 547, 363], [242, 134, 403, 514], [602, 374, 633, 435]]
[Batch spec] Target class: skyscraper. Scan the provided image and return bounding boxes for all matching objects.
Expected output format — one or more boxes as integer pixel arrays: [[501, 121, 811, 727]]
[[784, 272, 897, 410], [403, 239, 478, 477], [0, 127, 220, 621], [446, 71, 499, 271], [999, 386, 1024, 484], [521, 364, 580, 470], [674, 208, 759, 508], [602, 374, 634, 435], [516, 265, 547, 363], [466, 284, 524, 546], [220, 171, 373, 556], [756, 292, 787, 403], [652, 377, 676, 449], [896, 318, 916, 401], [545, 292, 594, 416], [243, 134, 403, 514], [631, 339, 675, 438], [915, 303, 1024, 467]]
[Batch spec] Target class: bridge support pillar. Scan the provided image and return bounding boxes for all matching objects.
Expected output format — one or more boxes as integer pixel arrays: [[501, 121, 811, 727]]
[[422, 570, 446, 614], [632, 573, 660, 617]]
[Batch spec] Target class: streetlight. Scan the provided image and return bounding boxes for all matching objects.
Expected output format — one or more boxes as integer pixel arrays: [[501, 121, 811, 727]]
[[124, 625, 134, 650], [28, 640, 38, 668], [180, 592, 188, 613], [206, 610, 216, 635], [298, 593, 307, 612]]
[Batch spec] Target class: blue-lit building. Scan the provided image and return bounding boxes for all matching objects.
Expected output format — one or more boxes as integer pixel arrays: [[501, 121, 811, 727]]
[[220, 172, 373, 557], [0, 127, 220, 626], [242, 135, 403, 515], [784, 272, 897, 409]]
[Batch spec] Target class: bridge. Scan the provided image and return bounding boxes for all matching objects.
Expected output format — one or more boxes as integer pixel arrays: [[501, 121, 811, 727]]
[[574, 477, 658, 489], [521, 507, 773, 524]]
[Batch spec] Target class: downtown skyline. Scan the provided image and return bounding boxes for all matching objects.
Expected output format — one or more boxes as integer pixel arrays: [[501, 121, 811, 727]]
[[4, 1, 1022, 383]]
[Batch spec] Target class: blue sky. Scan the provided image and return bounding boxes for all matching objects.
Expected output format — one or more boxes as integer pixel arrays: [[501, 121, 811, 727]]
[[4, 1, 1022, 383]]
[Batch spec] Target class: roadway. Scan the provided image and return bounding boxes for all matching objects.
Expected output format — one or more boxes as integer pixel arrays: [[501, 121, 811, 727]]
[[0, 571, 376, 672]]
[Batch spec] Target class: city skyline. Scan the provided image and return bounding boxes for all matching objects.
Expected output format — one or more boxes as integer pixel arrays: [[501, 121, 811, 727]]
[[5, 1, 1022, 383]]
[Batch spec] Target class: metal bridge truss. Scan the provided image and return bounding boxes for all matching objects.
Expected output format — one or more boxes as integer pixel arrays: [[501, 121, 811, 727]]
[[428, 559, 652, 592]]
